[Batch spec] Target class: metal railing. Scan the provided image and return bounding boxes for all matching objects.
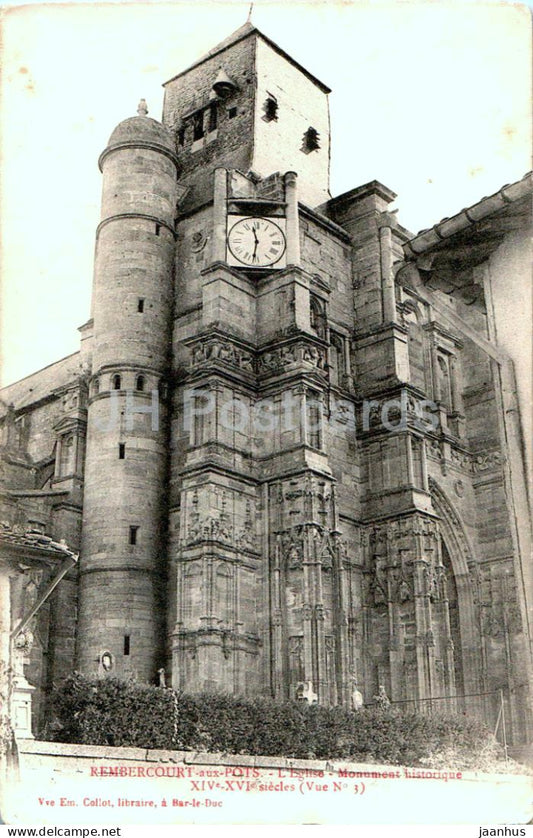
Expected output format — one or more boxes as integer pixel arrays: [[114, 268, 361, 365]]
[[366, 688, 511, 758]]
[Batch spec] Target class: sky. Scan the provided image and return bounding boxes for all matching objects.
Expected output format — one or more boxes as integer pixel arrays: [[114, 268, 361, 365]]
[[0, 0, 531, 386]]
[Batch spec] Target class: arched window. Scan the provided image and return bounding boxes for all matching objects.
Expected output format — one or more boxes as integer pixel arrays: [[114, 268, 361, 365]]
[[183, 562, 203, 627], [216, 563, 232, 626], [92, 377, 100, 395], [59, 435, 75, 476], [404, 305, 426, 392], [14, 415, 29, 450], [329, 333, 345, 388], [309, 296, 325, 338], [288, 636, 304, 699], [193, 392, 210, 446], [112, 374, 121, 390], [135, 375, 145, 392], [306, 389, 322, 449], [436, 353, 452, 408]]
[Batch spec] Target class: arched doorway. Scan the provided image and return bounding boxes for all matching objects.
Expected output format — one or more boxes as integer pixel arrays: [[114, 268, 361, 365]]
[[429, 478, 482, 705]]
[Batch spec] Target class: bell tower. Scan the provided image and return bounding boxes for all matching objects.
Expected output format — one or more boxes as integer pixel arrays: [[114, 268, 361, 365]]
[[166, 26, 338, 701], [162, 22, 331, 210]]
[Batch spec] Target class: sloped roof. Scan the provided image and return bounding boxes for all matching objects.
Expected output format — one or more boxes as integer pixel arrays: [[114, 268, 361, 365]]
[[1, 352, 81, 411], [401, 172, 532, 308], [163, 22, 331, 93], [404, 171, 533, 259], [188, 21, 256, 69], [0, 521, 78, 559]]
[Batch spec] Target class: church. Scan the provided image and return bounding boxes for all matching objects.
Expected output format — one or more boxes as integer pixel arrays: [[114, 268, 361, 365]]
[[1, 22, 531, 747]]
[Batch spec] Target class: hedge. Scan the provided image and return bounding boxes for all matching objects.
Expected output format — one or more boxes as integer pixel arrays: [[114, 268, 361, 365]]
[[45, 672, 506, 769]]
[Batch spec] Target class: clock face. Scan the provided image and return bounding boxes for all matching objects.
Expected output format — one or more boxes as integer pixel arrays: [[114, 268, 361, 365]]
[[227, 217, 286, 267]]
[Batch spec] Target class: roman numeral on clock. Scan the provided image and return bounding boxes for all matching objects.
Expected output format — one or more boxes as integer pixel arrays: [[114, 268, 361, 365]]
[[228, 216, 286, 267]]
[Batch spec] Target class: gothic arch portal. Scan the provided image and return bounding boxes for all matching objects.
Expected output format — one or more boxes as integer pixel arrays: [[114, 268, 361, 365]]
[[429, 478, 482, 701]]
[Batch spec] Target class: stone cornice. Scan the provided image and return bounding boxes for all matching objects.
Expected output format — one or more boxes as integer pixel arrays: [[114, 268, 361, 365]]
[[98, 140, 180, 172], [96, 213, 177, 240]]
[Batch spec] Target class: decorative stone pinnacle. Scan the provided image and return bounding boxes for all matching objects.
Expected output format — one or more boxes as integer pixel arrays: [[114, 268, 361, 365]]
[[137, 99, 148, 117]]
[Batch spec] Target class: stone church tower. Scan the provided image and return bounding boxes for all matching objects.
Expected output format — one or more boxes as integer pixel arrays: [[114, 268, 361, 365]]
[[1, 22, 532, 746]]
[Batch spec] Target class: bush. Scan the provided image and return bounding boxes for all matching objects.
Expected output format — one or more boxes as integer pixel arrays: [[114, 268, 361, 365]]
[[49, 672, 179, 749], [46, 673, 509, 770]]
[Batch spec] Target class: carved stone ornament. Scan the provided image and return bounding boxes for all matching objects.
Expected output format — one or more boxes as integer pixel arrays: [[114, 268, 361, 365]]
[[190, 339, 254, 373], [481, 606, 503, 638], [257, 341, 326, 376], [398, 577, 412, 603], [371, 573, 387, 605], [14, 629, 34, 658], [454, 479, 465, 497], [473, 450, 503, 473], [426, 437, 443, 461], [449, 447, 474, 474], [281, 529, 304, 569], [191, 230, 208, 252], [477, 563, 524, 637]]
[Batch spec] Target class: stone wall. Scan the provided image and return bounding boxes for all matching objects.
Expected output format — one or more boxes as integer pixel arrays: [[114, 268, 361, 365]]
[[163, 34, 255, 214], [253, 36, 330, 208]]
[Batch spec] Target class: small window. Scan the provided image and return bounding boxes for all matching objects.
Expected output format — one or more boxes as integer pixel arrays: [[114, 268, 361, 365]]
[[112, 374, 121, 390], [262, 95, 278, 122], [302, 126, 320, 153], [137, 298, 145, 313], [306, 391, 322, 449], [135, 375, 145, 392], [123, 635, 130, 656], [118, 443, 125, 459], [129, 526, 139, 546], [155, 223, 161, 237], [192, 110, 204, 140], [177, 127, 185, 146], [208, 102, 218, 133], [228, 107, 237, 119], [92, 378, 100, 395]]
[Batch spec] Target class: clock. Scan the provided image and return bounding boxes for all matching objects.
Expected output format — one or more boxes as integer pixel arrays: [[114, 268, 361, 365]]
[[227, 216, 286, 268]]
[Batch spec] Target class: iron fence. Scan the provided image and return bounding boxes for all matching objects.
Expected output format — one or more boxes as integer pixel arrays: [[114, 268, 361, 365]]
[[366, 688, 522, 757]]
